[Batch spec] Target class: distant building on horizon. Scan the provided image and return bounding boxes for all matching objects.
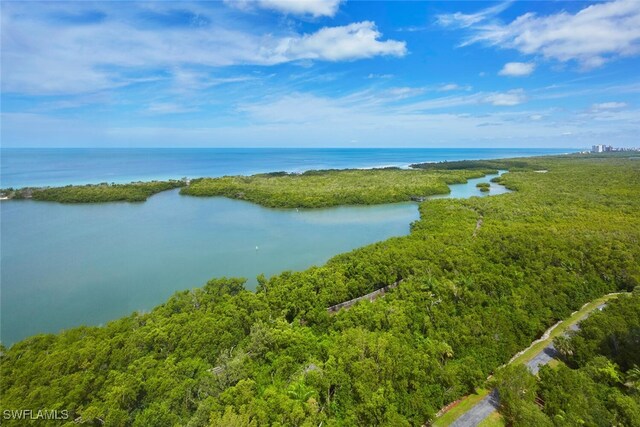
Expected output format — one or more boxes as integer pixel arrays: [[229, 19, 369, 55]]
[[591, 144, 613, 153], [590, 145, 640, 153]]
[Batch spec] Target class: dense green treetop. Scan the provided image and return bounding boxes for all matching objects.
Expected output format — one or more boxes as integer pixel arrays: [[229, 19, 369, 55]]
[[180, 168, 496, 208], [1, 154, 639, 426], [3, 180, 185, 203], [494, 292, 640, 426]]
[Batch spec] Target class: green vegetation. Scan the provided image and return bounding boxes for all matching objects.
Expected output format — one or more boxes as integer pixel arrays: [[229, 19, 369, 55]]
[[4, 180, 185, 203], [510, 293, 623, 367], [410, 158, 538, 171], [476, 182, 491, 192], [1, 155, 639, 426], [478, 411, 506, 427], [493, 291, 640, 426], [434, 293, 623, 426], [432, 388, 492, 427], [181, 168, 495, 208]]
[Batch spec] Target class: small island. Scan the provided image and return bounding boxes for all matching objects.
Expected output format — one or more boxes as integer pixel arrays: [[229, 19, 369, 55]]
[[476, 182, 491, 192]]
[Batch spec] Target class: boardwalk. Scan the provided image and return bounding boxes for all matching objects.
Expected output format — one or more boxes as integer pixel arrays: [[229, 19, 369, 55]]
[[326, 280, 402, 313]]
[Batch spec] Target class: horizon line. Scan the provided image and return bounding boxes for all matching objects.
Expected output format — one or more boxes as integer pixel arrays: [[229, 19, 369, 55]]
[[1, 146, 581, 150]]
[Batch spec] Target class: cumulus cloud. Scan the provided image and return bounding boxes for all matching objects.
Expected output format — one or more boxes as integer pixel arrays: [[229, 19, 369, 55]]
[[227, 0, 343, 17], [1, 5, 405, 95], [499, 62, 535, 76], [441, 0, 640, 68], [272, 21, 406, 62]]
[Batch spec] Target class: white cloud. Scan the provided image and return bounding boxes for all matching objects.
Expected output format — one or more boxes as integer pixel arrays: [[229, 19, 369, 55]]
[[438, 83, 472, 92], [529, 114, 544, 121], [439, 83, 461, 91], [5, 90, 639, 148], [484, 89, 527, 106], [272, 21, 406, 62], [396, 26, 427, 33], [171, 70, 257, 93], [442, 0, 640, 68], [1, 5, 405, 95], [145, 102, 197, 115], [591, 101, 628, 110], [499, 62, 535, 76], [437, 2, 513, 28], [367, 73, 393, 79], [228, 0, 343, 17], [238, 93, 348, 124], [388, 89, 528, 113], [385, 87, 425, 99]]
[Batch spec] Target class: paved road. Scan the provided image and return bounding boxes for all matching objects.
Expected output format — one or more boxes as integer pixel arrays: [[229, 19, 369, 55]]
[[447, 302, 608, 426], [527, 343, 558, 375], [450, 390, 499, 427]]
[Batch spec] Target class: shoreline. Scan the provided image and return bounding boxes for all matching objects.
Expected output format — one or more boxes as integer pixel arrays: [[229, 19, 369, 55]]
[[4, 168, 504, 207], [2, 154, 638, 427], [0, 152, 561, 204], [1, 148, 576, 189]]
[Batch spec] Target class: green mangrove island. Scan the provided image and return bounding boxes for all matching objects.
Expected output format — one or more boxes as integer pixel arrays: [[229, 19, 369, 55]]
[[3, 168, 498, 207], [476, 182, 491, 192], [181, 168, 496, 208], [1, 154, 639, 426], [1, 180, 186, 203]]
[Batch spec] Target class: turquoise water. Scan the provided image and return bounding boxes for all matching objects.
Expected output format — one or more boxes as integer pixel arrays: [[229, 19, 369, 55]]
[[429, 170, 510, 199], [1, 192, 420, 345], [0, 148, 569, 188], [1, 168, 508, 345]]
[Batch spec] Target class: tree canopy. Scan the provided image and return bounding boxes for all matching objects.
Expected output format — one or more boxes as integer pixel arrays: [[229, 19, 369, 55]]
[[1, 154, 639, 426]]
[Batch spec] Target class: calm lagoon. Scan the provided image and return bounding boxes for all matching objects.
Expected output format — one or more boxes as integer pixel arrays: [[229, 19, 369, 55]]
[[1, 172, 507, 345]]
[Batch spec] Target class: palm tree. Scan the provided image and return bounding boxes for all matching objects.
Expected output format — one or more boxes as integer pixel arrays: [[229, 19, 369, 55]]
[[553, 335, 574, 360], [287, 381, 315, 402]]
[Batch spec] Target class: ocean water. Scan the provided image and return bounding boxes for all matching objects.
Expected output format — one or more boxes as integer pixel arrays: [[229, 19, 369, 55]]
[[0, 147, 570, 188]]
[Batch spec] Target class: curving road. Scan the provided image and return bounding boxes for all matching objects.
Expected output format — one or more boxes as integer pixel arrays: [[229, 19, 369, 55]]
[[447, 302, 607, 426]]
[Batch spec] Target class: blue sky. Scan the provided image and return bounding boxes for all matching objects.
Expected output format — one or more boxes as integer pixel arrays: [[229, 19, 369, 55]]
[[1, 0, 639, 148]]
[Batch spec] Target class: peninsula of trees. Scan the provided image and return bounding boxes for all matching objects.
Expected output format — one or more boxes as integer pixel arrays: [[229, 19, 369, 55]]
[[181, 168, 495, 208], [2, 169, 496, 207], [1, 180, 185, 203], [1, 154, 639, 426]]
